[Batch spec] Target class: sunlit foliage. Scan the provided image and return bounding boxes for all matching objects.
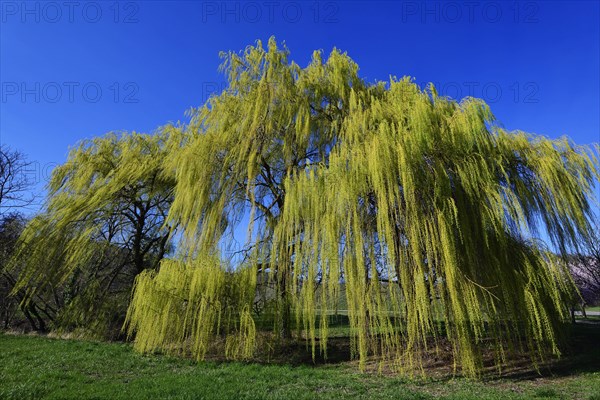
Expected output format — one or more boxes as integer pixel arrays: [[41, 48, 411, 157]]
[[125, 38, 599, 376], [11, 130, 177, 336], [24, 37, 599, 376]]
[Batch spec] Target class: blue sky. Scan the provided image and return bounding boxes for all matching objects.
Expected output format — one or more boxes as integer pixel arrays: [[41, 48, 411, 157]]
[[1, 0, 599, 209]]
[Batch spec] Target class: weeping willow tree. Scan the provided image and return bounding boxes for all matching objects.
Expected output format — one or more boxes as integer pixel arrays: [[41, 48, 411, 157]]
[[124, 38, 597, 376], [11, 129, 178, 337]]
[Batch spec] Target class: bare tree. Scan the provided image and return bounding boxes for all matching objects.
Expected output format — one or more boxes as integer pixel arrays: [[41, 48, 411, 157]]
[[0, 145, 42, 330], [0, 145, 35, 213]]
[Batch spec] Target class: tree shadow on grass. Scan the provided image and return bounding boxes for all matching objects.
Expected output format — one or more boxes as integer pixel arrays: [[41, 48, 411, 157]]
[[236, 317, 600, 382], [491, 321, 600, 382]]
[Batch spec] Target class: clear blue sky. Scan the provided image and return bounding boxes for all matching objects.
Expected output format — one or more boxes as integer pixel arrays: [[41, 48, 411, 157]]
[[1, 0, 599, 209]]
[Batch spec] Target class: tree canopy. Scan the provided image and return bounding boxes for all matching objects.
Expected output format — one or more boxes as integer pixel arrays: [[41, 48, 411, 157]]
[[123, 38, 599, 376], [14, 38, 599, 376], [12, 131, 177, 336]]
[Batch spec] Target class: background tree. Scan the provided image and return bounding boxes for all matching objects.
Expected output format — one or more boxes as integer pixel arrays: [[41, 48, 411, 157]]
[[0, 145, 35, 212], [570, 215, 600, 311], [0, 145, 49, 331], [125, 38, 599, 377], [0, 213, 27, 329], [11, 130, 177, 337]]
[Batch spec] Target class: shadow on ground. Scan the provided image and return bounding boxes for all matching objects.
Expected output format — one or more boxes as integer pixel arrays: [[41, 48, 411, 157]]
[[233, 319, 600, 381], [494, 321, 600, 382]]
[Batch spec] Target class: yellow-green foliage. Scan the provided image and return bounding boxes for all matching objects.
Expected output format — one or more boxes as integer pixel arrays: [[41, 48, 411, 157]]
[[125, 256, 257, 360], [121, 38, 599, 376], [11, 129, 177, 308]]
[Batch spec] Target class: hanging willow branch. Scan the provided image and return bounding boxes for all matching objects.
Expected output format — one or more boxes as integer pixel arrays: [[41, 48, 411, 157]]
[[122, 37, 598, 376], [11, 129, 178, 331]]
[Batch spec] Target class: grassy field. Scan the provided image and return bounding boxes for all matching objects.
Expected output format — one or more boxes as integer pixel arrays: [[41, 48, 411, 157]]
[[1, 326, 600, 400]]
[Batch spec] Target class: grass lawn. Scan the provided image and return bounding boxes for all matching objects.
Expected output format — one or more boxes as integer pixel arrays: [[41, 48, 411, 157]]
[[1, 327, 600, 400]]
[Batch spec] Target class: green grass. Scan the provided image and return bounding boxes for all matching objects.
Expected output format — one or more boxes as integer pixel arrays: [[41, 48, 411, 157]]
[[577, 315, 600, 322], [585, 306, 600, 312], [1, 331, 600, 400]]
